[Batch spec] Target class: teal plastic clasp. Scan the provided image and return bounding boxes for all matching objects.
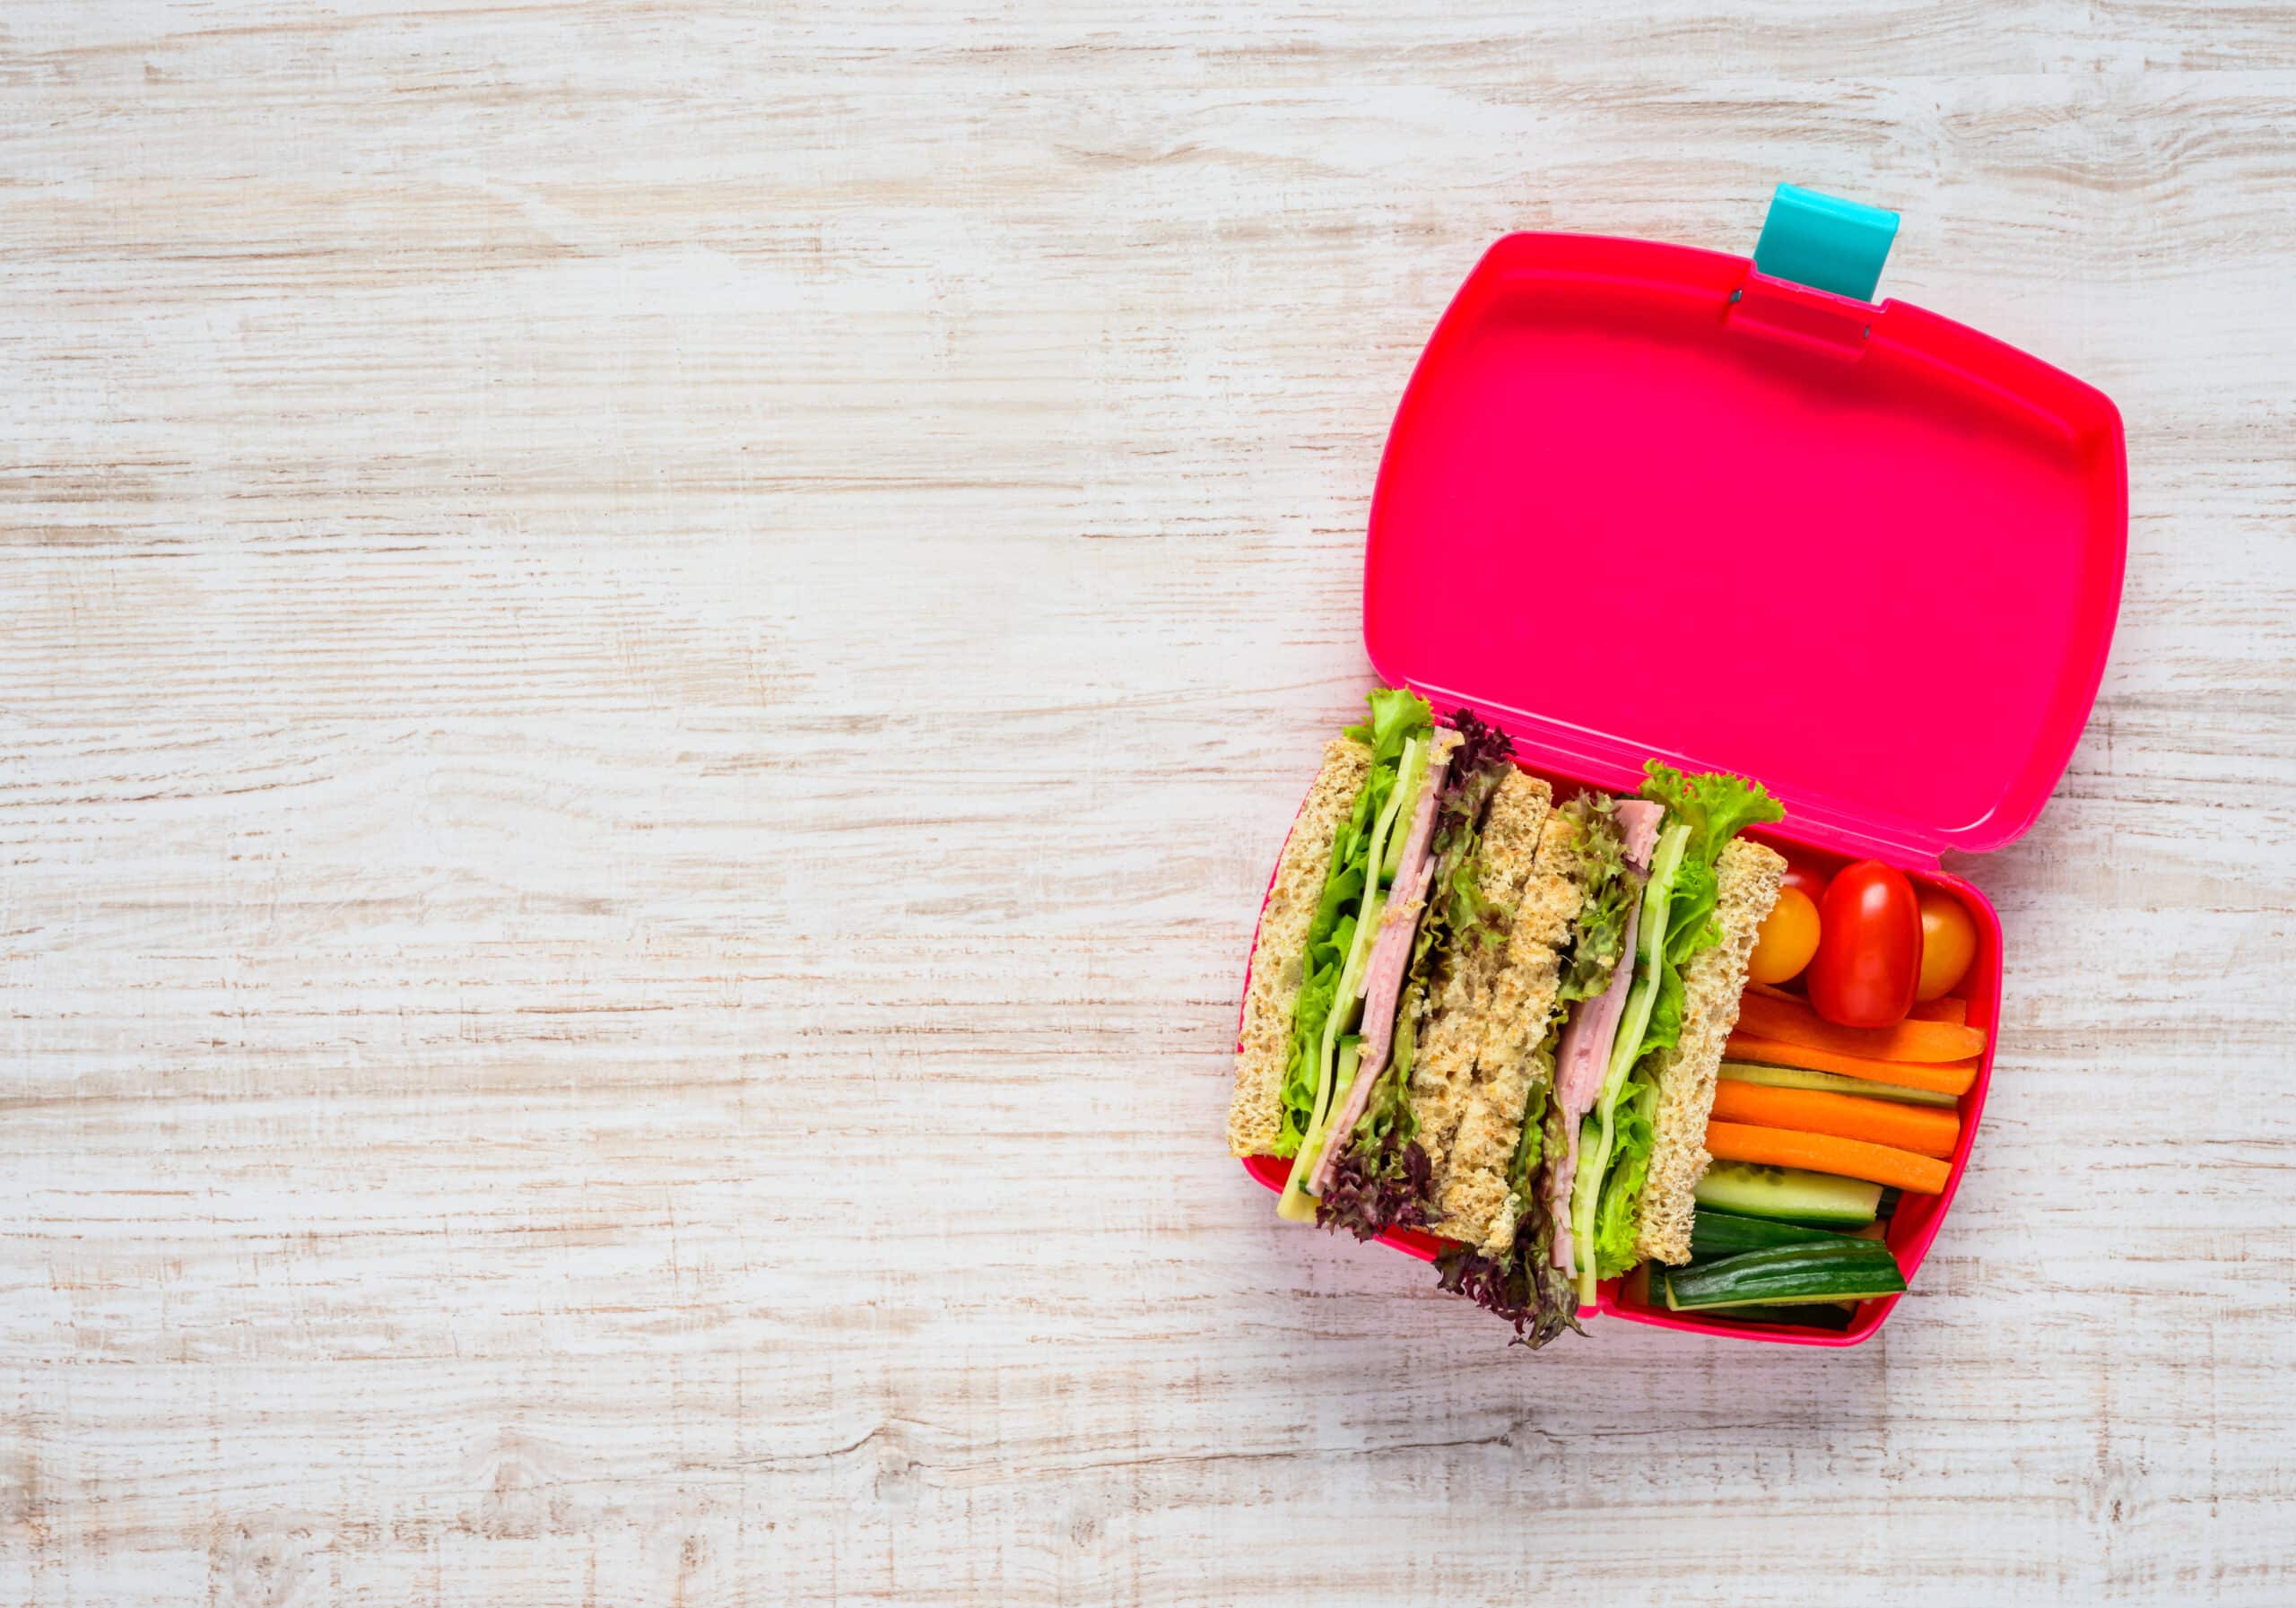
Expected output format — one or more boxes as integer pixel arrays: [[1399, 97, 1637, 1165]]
[[1753, 184, 1899, 303]]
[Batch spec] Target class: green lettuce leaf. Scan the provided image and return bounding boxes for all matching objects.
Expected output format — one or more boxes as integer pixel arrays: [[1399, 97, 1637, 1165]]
[[1346, 686, 1435, 761], [1663, 857, 1718, 969], [1639, 761, 1784, 871], [1351, 982, 1419, 1155], [1272, 868, 1360, 1156], [1639, 957, 1686, 1062], [1555, 796, 1633, 1005], [1592, 1073, 1658, 1277], [1507, 1029, 1559, 1195]]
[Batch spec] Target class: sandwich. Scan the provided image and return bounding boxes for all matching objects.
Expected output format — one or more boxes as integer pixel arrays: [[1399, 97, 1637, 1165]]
[[1228, 687, 1787, 1347]]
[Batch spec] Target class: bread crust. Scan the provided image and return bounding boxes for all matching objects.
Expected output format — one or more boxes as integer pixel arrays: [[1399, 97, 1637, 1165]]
[[1226, 738, 1372, 1158], [1631, 837, 1787, 1265]]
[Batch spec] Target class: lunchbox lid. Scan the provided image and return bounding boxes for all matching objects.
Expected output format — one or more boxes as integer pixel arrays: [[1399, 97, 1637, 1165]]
[[1362, 187, 2126, 860]]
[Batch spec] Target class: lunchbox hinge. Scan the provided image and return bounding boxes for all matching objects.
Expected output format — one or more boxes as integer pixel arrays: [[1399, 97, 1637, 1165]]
[[1726, 271, 1874, 360]]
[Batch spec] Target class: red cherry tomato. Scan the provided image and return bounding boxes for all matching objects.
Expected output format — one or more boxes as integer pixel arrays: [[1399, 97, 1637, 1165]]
[[1780, 861, 1830, 907], [1805, 859, 1922, 1028]]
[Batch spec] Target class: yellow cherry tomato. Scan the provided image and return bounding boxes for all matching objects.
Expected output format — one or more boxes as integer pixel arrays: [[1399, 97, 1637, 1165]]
[[1747, 885, 1822, 986], [1915, 890, 1979, 1001]]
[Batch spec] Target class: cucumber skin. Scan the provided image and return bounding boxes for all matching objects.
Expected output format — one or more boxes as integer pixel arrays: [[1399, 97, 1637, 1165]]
[[1690, 1209, 1859, 1258], [1719, 1061, 1960, 1109], [1698, 1301, 1857, 1332], [1664, 1243, 1906, 1311], [1694, 1161, 1881, 1226]]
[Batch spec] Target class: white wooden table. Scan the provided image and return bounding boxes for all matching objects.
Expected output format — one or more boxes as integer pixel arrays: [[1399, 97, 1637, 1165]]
[[4, 5, 2292, 1603]]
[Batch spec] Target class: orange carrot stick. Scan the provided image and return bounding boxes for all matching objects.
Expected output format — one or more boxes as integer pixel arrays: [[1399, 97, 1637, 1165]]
[[1735, 991, 1985, 1064], [1909, 996, 1968, 1026], [1703, 1121, 1952, 1194], [1709, 1080, 1961, 1159], [1753, 993, 1971, 1024], [1725, 1032, 1979, 1097]]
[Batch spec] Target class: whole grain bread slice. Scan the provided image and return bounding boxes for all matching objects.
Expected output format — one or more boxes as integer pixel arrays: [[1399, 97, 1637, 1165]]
[[1226, 738, 1372, 1158], [1631, 836, 1787, 1265], [1436, 808, 1587, 1256], [1409, 768, 1561, 1247]]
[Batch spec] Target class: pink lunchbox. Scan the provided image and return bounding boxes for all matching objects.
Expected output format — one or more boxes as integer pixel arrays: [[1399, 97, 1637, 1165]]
[[1239, 187, 2126, 1347]]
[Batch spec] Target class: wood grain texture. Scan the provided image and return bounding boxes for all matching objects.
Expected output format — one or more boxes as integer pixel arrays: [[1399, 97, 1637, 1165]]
[[4, 4, 2294, 1603]]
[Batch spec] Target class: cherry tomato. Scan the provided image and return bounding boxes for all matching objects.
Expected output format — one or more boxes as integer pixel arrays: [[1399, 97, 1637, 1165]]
[[1806, 859, 1921, 1028], [1915, 890, 1979, 1002], [1747, 885, 1822, 986], [1780, 861, 1830, 908]]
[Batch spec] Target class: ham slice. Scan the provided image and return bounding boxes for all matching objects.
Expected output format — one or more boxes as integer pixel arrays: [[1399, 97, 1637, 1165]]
[[1616, 797, 1663, 870], [1309, 743, 1453, 1195], [1547, 797, 1665, 1276], [1548, 900, 1637, 1278]]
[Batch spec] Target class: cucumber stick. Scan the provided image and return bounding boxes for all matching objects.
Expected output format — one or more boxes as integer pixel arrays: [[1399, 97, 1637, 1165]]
[[1693, 1160, 1881, 1226], [1720, 1060, 1959, 1110], [1309, 886, 1383, 1135], [1277, 1039, 1362, 1221], [1698, 1301, 1857, 1332], [1690, 1209, 1863, 1259], [1663, 1242, 1905, 1311], [1379, 737, 1431, 881]]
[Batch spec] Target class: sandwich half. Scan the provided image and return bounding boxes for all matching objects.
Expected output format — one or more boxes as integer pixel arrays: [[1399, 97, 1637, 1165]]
[[1225, 689, 1521, 1235], [1428, 790, 1648, 1343], [1431, 764, 1785, 1335]]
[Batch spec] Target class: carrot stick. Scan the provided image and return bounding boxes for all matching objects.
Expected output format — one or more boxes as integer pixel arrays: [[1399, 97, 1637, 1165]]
[[1703, 1121, 1952, 1194], [1725, 1032, 1979, 1097], [1749, 978, 1969, 1026], [1735, 991, 1984, 1064], [1709, 1080, 1961, 1159]]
